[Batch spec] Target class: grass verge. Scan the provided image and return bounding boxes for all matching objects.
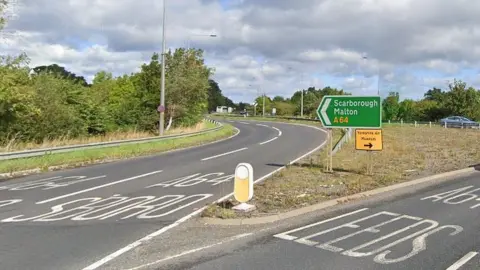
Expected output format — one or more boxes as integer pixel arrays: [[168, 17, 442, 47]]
[[1, 121, 216, 152], [0, 123, 235, 174], [202, 125, 480, 219]]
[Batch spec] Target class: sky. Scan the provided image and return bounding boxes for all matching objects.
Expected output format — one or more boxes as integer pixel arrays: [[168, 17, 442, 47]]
[[1, 0, 480, 103]]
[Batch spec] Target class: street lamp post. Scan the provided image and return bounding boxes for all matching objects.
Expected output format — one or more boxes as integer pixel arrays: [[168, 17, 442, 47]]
[[260, 61, 268, 117], [159, 0, 166, 136], [300, 72, 305, 117]]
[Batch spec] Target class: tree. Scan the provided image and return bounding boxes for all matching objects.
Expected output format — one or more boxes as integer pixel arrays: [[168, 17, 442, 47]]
[[382, 92, 400, 121], [273, 96, 285, 102], [443, 79, 480, 120], [424, 87, 446, 103], [274, 101, 295, 116], [254, 96, 273, 115], [237, 102, 249, 111], [207, 79, 225, 112], [0, 0, 7, 30], [397, 99, 417, 121], [33, 64, 89, 87]]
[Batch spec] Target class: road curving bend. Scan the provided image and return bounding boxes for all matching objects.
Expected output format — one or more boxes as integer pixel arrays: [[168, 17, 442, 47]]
[[0, 119, 328, 270]]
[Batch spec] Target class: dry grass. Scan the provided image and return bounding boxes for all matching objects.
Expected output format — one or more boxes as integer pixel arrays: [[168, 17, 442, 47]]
[[203, 125, 480, 219], [0, 123, 234, 174], [0, 121, 213, 152]]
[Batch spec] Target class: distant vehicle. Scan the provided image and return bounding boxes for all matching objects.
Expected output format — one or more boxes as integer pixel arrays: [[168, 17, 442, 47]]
[[439, 116, 479, 128]]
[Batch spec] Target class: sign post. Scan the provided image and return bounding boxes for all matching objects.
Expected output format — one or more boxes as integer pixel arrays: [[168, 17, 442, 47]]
[[355, 129, 383, 175], [232, 163, 256, 212], [316, 95, 383, 174]]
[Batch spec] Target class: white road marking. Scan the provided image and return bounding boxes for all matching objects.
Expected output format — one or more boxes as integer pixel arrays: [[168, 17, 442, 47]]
[[201, 147, 247, 161], [274, 208, 369, 240], [239, 122, 249, 124], [0, 199, 22, 208], [272, 126, 282, 136], [3, 194, 213, 223], [123, 233, 253, 270], [82, 206, 210, 270], [83, 122, 329, 270], [35, 171, 163, 205], [0, 176, 63, 190], [259, 137, 278, 145], [446, 251, 478, 270], [275, 208, 463, 264], [256, 124, 269, 127], [10, 175, 106, 191]]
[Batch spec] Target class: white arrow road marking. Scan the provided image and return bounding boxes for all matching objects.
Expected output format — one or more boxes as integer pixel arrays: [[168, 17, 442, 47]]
[[321, 98, 331, 125]]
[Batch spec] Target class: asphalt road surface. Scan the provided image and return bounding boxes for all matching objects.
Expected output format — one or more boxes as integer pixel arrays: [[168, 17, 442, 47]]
[[0, 120, 327, 270], [176, 170, 480, 270]]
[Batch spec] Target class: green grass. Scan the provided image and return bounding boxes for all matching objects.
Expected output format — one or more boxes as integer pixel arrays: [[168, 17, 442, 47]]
[[0, 124, 236, 174]]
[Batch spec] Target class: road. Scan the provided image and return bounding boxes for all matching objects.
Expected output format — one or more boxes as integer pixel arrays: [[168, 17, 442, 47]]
[[0, 119, 327, 270], [172, 170, 480, 270]]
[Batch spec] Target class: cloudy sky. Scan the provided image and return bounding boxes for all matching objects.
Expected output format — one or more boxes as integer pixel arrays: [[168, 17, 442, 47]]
[[1, 0, 480, 103]]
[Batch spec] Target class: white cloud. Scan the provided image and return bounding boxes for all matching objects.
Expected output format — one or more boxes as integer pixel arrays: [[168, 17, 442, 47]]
[[2, 0, 480, 102]]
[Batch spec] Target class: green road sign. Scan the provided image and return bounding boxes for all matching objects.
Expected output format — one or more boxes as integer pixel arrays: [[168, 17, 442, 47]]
[[317, 95, 382, 128]]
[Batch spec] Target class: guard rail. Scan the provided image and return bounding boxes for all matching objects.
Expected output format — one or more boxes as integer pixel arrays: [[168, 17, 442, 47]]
[[0, 119, 222, 161]]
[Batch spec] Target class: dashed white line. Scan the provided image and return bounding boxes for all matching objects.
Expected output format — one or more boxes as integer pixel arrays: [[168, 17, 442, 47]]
[[239, 122, 249, 124], [272, 126, 282, 136], [259, 137, 278, 145], [201, 147, 248, 161], [36, 171, 163, 204], [256, 124, 269, 127], [446, 251, 478, 270]]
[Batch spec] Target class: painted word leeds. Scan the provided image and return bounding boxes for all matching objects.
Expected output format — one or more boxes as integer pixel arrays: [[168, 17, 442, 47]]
[[317, 96, 382, 128]]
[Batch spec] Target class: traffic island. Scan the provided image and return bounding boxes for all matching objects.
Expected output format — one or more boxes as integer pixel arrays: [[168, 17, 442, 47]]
[[201, 125, 480, 221]]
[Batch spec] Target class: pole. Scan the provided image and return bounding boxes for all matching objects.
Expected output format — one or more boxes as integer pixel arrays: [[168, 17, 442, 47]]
[[301, 89, 304, 117], [329, 129, 333, 172], [262, 92, 265, 117], [159, 0, 166, 136], [300, 73, 304, 117]]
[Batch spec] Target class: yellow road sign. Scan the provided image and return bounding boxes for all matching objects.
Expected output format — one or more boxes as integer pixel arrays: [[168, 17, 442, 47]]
[[233, 163, 254, 203], [355, 129, 383, 151]]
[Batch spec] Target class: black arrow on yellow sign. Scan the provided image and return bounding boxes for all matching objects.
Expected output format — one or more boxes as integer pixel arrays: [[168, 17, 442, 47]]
[[364, 143, 373, 148]]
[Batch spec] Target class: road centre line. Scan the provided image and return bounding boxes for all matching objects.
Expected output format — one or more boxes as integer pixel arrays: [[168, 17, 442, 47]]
[[259, 137, 278, 145], [272, 126, 282, 136], [201, 147, 248, 161], [239, 122, 249, 124], [446, 251, 478, 270], [36, 171, 163, 205], [256, 123, 269, 127], [83, 122, 329, 270]]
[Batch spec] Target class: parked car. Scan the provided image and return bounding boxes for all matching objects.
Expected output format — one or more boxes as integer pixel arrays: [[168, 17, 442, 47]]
[[439, 116, 479, 128]]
